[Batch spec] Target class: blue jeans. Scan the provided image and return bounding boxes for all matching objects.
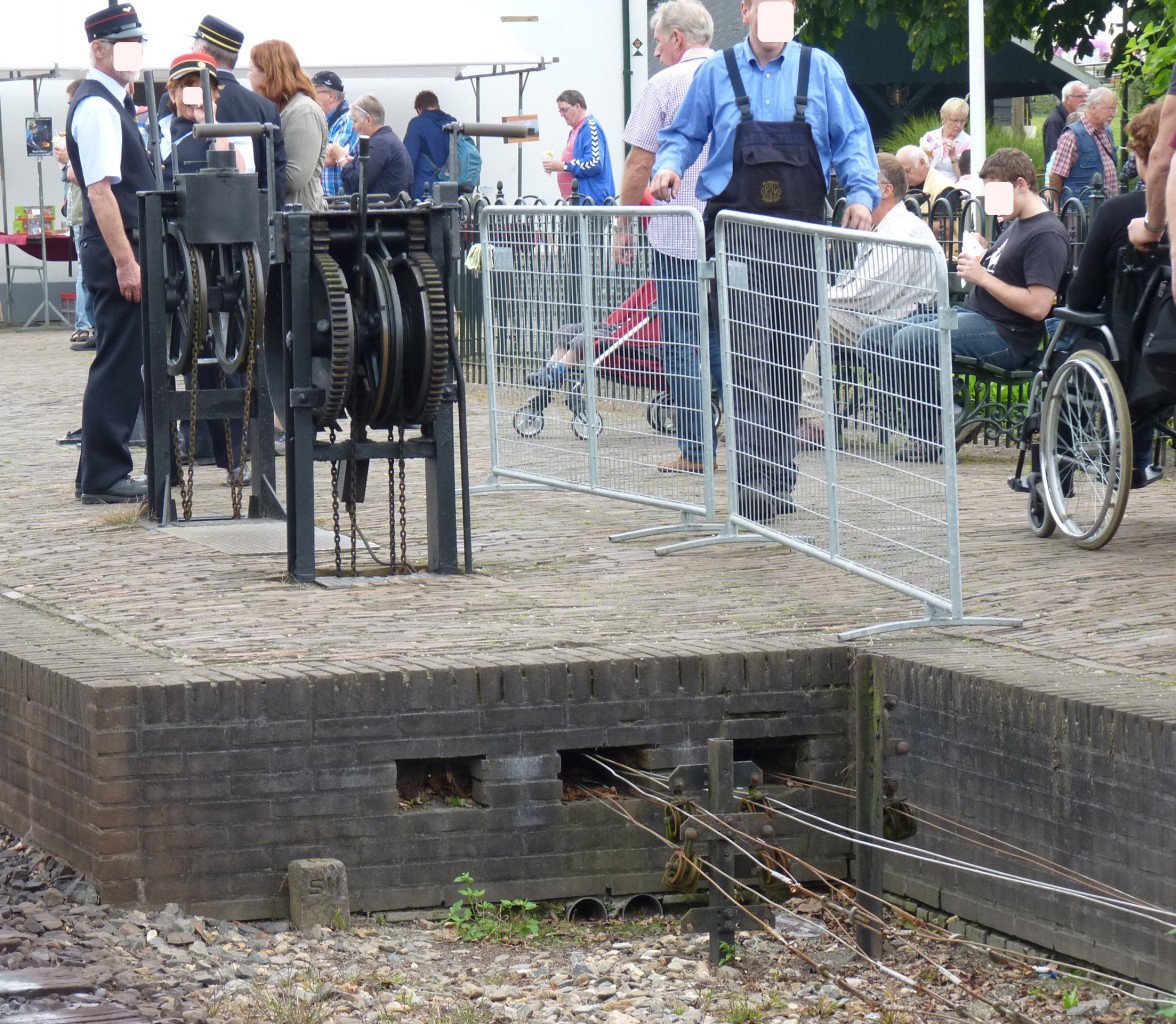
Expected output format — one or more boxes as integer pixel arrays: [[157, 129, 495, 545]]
[[652, 249, 721, 462], [71, 225, 95, 333], [858, 309, 1031, 442]]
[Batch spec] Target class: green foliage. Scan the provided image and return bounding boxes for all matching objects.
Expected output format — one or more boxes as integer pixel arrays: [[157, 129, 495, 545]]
[[727, 998, 764, 1024], [446, 872, 541, 942], [718, 939, 740, 966], [1061, 987, 1081, 1010], [1119, 18, 1176, 100]]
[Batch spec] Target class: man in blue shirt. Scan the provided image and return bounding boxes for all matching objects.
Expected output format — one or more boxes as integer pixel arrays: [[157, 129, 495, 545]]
[[313, 71, 359, 198], [650, 0, 878, 522], [403, 90, 457, 200]]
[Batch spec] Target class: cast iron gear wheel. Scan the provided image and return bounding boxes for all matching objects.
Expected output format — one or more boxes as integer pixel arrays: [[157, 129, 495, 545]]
[[349, 253, 403, 430], [163, 224, 207, 377], [311, 253, 355, 428], [386, 251, 449, 428], [209, 242, 265, 375]]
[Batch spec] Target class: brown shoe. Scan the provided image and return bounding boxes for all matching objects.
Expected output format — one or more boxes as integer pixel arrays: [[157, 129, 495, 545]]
[[658, 454, 707, 474]]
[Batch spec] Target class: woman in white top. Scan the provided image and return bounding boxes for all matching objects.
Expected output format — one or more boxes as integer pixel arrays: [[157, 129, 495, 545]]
[[919, 97, 971, 184]]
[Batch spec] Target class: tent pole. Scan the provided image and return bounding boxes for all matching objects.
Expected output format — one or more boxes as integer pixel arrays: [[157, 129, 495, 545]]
[[1, 89, 12, 325]]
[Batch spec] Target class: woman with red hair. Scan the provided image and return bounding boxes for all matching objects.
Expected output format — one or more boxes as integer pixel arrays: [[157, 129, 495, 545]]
[[249, 39, 327, 212]]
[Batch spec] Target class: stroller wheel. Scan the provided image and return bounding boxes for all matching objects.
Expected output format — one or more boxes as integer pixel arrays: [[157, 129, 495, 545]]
[[648, 391, 675, 435], [513, 404, 545, 437], [572, 410, 603, 440]]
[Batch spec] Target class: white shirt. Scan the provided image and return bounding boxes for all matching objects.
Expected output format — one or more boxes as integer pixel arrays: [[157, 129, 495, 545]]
[[828, 202, 945, 338], [622, 46, 713, 261], [70, 68, 132, 188]]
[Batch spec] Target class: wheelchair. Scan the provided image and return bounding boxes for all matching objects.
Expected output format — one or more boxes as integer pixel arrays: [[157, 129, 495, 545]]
[[1009, 248, 1175, 549]]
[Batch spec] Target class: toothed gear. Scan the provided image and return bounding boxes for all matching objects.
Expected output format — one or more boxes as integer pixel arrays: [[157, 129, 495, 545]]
[[313, 253, 355, 427]]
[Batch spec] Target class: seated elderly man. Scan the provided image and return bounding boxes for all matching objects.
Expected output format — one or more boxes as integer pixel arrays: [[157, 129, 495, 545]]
[[800, 154, 944, 438], [896, 144, 955, 208], [858, 148, 1069, 462]]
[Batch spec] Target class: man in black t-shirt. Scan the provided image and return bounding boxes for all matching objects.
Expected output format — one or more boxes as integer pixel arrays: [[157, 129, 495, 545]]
[[858, 148, 1069, 460]]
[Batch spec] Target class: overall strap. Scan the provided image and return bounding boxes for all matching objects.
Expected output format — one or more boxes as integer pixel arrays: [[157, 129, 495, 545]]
[[723, 48, 753, 123], [793, 45, 812, 122]]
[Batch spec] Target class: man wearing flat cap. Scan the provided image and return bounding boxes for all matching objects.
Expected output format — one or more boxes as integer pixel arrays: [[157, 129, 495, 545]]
[[190, 14, 287, 205], [65, 3, 154, 503], [313, 71, 358, 197]]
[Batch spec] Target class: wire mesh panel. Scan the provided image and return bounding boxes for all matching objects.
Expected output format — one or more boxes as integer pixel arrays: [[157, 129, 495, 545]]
[[480, 206, 717, 521], [715, 211, 979, 630]]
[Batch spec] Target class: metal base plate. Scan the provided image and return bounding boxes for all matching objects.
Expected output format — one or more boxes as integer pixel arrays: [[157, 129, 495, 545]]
[[152, 520, 337, 556]]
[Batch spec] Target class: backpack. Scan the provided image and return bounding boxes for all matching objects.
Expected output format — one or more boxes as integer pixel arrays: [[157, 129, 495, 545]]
[[430, 135, 482, 193]]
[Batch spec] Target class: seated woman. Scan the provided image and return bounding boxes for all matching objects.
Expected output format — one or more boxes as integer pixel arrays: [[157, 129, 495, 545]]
[[1061, 101, 1162, 487]]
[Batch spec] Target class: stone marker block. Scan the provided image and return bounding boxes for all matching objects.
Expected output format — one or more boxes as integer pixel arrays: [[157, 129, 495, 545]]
[[288, 858, 349, 931]]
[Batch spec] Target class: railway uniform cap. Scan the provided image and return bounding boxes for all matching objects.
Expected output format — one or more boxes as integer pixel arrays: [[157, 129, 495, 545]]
[[85, 4, 146, 42], [312, 70, 345, 93], [194, 14, 244, 56], [169, 52, 219, 84]]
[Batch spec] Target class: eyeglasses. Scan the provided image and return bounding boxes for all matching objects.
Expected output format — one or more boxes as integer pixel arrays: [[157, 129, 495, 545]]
[[557, 104, 572, 114]]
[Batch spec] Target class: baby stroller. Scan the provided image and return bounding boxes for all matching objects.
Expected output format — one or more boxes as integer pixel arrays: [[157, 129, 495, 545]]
[[1008, 246, 1176, 549], [512, 279, 721, 440]]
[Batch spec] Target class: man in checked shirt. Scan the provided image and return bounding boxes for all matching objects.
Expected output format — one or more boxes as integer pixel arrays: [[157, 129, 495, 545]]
[[614, 0, 718, 475]]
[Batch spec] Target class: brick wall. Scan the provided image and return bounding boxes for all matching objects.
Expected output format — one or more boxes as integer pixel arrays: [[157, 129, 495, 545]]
[[0, 640, 852, 921], [3, 628, 1174, 991], [876, 650, 1176, 992]]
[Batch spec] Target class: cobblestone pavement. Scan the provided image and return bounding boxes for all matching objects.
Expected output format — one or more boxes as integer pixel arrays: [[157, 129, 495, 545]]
[[2, 324, 1176, 687]]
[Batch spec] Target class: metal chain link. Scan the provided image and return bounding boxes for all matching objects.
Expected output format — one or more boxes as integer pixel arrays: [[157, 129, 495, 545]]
[[230, 244, 260, 519], [397, 425, 408, 572], [329, 425, 341, 577], [387, 434, 396, 577]]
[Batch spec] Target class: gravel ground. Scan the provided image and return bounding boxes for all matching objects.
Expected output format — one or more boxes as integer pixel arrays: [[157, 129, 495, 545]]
[[1, 826, 1169, 1024]]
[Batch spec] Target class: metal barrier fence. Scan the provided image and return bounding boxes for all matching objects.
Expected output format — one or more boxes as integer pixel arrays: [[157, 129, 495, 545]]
[[479, 205, 718, 528], [709, 211, 1018, 637]]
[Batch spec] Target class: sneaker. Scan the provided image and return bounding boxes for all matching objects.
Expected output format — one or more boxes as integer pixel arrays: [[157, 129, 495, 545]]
[[275, 433, 287, 456], [954, 418, 982, 450], [79, 474, 147, 504], [658, 454, 707, 474], [225, 464, 252, 487], [894, 440, 942, 464]]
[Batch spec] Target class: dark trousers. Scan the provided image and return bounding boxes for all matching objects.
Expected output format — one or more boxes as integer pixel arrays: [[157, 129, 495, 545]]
[[77, 237, 144, 493]]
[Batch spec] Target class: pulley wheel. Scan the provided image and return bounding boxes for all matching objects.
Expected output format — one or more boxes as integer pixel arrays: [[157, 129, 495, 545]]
[[209, 242, 265, 374], [163, 224, 207, 376], [389, 252, 449, 427], [350, 253, 403, 430]]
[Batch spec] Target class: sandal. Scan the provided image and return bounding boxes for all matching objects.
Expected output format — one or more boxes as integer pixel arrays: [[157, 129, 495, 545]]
[[69, 329, 91, 344]]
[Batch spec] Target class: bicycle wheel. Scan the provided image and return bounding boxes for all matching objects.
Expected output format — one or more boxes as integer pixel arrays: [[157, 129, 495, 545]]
[[1039, 350, 1131, 550]]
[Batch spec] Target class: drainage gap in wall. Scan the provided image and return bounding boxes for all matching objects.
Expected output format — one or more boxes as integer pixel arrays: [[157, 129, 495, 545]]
[[558, 747, 651, 801], [396, 757, 479, 810], [731, 737, 803, 783]]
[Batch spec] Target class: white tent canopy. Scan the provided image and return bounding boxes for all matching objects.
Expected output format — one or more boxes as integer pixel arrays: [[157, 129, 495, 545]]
[[0, 0, 550, 80]]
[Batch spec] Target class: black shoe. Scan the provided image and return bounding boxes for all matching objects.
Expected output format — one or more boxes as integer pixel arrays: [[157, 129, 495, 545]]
[[1131, 464, 1163, 490], [80, 474, 147, 504], [895, 440, 942, 463], [954, 419, 982, 450], [737, 490, 794, 524], [57, 427, 83, 446]]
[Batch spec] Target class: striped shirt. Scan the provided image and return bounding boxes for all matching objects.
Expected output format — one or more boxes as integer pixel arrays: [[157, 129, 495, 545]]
[[623, 46, 713, 261]]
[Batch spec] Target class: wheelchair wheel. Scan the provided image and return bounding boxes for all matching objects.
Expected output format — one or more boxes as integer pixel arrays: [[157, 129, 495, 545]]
[[1025, 472, 1056, 539], [512, 405, 545, 437], [1039, 350, 1131, 550]]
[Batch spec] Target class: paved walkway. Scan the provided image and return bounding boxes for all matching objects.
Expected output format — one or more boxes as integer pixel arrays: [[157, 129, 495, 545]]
[[2, 323, 1176, 690]]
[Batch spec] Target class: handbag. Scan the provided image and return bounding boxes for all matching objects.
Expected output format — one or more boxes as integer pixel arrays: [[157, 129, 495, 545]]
[[1138, 262, 1176, 403]]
